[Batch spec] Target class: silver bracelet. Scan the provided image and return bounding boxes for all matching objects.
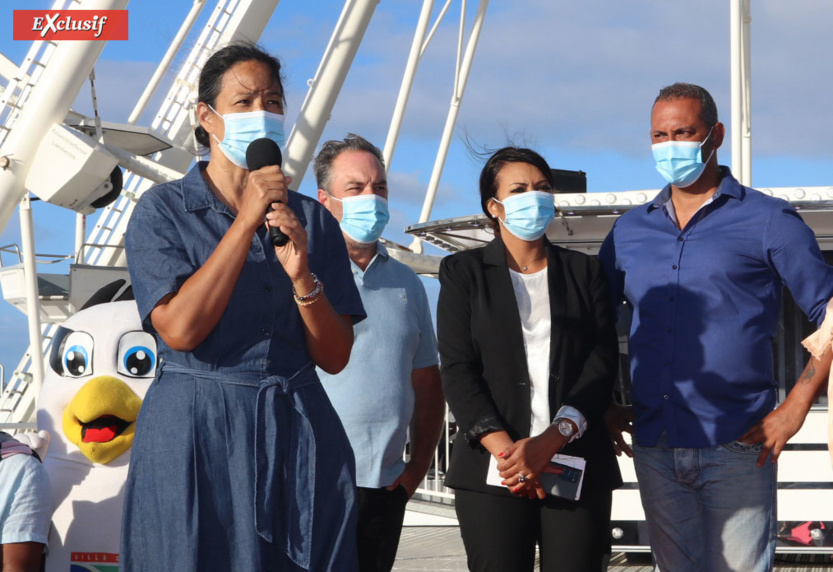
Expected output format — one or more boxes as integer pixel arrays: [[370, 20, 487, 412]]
[[293, 273, 324, 306]]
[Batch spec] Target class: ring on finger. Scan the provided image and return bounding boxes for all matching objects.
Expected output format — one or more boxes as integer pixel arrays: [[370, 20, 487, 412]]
[[517, 472, 527, 483]]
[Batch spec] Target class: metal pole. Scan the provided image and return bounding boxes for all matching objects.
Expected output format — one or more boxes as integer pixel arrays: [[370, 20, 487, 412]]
[[421, 0, 454, 57], [128, 0, 208, 124], [100, 142, 184, 183], [18, 196, 44, 401], [740, 0, 752, 187], [282, 0, 380, 189], [729, 0, 743, 181], [75, 213, 86, 263], [382, 0, 436, 170], [410, 0, 489, 253]]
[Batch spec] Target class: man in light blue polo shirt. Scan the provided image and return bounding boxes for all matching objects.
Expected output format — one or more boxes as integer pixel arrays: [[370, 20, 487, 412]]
[[315, 134, 444, 572], [1, 431, 52, 572]]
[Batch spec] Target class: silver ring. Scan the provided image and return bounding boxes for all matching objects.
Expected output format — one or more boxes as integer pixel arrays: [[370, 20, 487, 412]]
[[518, 473, 527, 483]]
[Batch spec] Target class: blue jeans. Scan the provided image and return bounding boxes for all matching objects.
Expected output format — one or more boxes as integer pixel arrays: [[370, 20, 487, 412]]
[[633, 433, 777, 572]]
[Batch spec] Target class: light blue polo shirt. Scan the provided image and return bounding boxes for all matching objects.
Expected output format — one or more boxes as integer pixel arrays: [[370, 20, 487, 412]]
[[0, 450, 51, 545], [318, 242, 439, 488]]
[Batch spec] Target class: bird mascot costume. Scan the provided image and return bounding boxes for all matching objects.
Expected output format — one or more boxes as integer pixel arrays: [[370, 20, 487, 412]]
[[37, 280, 156, 571]]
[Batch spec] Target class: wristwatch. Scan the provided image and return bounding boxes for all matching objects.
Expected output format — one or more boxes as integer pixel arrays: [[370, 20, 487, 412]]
[[555, 418, 576, 439]]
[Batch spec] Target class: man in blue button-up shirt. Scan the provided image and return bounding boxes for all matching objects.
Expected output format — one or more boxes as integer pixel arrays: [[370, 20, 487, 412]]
[[599, 83, 833, 572]]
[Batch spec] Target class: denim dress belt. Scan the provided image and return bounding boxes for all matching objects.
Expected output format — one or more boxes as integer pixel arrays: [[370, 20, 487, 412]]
[[158, 361, 318, 570]]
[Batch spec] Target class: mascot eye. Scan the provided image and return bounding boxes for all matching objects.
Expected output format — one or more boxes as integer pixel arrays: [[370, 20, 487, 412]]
[[59, 332, 94, 378], [118, 332, 157, 378]]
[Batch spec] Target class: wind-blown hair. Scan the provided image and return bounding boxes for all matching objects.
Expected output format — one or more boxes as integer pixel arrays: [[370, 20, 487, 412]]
[[479, 146, 554, 231]]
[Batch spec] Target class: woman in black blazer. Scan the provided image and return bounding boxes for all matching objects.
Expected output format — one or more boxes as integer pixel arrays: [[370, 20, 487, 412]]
[[438, 147, 622, 571]]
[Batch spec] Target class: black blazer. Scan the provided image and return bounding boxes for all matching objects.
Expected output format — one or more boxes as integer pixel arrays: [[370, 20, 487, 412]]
[[437, 236, 622, 496]]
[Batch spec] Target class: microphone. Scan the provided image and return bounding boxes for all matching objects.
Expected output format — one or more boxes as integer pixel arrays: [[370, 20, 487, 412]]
[[246, 138, 289, 247]]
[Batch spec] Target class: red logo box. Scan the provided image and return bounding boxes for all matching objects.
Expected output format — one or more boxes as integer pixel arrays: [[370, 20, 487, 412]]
[[13, 10, 128, 41], [70, 552, 119, 563]]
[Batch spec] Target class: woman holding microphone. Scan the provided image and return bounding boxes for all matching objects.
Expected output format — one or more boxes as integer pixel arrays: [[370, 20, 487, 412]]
[[121, 43, 364, 571]]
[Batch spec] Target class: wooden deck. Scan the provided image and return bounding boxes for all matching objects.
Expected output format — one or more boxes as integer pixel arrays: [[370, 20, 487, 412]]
[[393, 526, 833, 571]]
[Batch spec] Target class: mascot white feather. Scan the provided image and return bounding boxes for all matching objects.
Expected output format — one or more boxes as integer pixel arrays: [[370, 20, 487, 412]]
[[37, 281, 156, 572]]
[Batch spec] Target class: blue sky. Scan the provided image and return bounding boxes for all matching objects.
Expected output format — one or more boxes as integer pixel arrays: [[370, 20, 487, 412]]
[[1, 0, 832, 376]]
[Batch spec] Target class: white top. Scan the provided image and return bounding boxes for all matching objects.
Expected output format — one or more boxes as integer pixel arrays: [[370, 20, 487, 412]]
[[509, 267, 587, 440], [509, 268, 552, 436]]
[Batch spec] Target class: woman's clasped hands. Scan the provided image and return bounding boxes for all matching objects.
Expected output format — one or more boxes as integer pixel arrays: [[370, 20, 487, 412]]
[[497, 430, 566, 500]]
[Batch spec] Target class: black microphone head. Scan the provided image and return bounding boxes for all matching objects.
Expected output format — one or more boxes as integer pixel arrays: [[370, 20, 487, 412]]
[[246, 138, 282, 171]]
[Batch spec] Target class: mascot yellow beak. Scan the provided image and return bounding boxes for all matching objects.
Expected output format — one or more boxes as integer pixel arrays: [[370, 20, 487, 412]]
[[62, 376, 143, 464]]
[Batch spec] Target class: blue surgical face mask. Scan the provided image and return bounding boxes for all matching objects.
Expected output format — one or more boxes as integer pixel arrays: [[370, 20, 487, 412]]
[[328, 194, 390, 244], [651, 127, 715, 188], [492, 191, 555, 241], [208, 105, 286, 169]]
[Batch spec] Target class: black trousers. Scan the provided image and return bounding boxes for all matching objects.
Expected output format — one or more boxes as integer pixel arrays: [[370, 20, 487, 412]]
[[356, 485, 409, 572], [454, 488, 612, 572]]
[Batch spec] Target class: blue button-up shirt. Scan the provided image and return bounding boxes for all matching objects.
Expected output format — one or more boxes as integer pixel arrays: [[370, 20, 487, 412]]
[[599, 167, 833, 448]]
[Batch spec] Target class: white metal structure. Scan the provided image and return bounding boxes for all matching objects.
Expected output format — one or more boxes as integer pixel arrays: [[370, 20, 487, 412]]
[[730, 0, 752, 187], [282, 0, 380, 188], [384, 0, 490, 254]]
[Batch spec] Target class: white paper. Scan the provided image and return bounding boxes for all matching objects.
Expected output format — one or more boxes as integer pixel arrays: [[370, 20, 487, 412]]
[[487, 452, 586, 500]]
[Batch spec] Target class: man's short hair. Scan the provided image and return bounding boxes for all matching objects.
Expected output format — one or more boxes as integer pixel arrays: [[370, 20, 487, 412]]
[[654, 82, 719, 128], [314, 134, 385, 192]]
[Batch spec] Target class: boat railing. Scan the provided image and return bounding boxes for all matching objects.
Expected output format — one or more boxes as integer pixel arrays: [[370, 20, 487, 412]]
[[0, 243, 22, 265], [411, 404, 456, 502]]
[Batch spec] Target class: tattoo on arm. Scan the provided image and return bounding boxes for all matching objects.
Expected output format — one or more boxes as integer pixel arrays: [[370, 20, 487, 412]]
[[800, 362, 817, 385]]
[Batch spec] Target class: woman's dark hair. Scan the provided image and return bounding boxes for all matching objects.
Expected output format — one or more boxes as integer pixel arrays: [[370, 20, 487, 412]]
[[194, 42, 285, 148], [479, 147, 554, 229]]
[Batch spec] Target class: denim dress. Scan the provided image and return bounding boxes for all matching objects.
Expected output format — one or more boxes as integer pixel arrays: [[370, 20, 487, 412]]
[[121, 163, 366, 571]]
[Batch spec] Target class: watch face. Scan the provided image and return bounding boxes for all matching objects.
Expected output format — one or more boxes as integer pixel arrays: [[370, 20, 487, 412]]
[[558, 420, 574, 437]]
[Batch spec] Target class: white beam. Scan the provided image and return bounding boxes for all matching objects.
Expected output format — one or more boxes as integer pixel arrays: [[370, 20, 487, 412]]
[[383, 0, 436, 171], [128, 0, 208, 125], [410, 0, 489, 253], [741, 0, 752, 186], [282, 0, 380, 189], [18, 195, 44, 400], [730, 0, 752, 187]]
